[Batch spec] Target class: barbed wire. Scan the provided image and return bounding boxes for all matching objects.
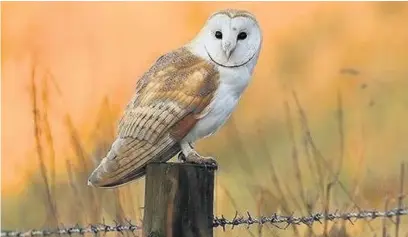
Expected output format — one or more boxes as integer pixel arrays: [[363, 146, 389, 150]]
[[2, 207, 407, 236], [213, 207, 408, 231], [0, 219, 142, 237]]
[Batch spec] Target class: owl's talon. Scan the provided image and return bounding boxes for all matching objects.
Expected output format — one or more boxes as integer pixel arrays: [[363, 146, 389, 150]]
[[183, 152, 218, 169], [178, 152, 187, 162]]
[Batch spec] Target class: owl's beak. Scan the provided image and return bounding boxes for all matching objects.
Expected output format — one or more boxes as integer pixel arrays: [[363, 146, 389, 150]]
[[225, 49, 233, 60], [222, 41, 235, 60]]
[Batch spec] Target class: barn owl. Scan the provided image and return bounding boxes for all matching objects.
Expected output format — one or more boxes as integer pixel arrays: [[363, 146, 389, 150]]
[[88, 9, 262, 188]]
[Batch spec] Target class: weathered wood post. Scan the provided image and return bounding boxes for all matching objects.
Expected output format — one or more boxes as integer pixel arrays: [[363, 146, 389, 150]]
[[142, 162, 216, 237]]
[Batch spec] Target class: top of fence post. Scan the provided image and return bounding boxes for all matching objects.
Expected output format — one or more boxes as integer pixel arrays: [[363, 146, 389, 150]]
[[142, 162, 216, 237]]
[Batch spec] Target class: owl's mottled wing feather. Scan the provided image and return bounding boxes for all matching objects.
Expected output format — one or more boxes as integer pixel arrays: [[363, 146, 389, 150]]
[[88, 47, 219, 187]]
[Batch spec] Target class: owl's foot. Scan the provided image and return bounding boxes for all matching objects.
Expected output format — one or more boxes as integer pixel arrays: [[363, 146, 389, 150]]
[[178, 151, 218, 169]]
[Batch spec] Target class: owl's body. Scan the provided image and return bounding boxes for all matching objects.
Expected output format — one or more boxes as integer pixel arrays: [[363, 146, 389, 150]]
[[88, 9, 262, 188], [182, 42, 257, 142]]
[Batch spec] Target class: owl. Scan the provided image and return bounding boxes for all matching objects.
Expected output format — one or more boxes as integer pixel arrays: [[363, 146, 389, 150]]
[[88, 9, 262, 188]]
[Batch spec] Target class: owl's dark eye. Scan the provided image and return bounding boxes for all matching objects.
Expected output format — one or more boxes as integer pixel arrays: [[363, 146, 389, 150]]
[[237, 32, 247, 40], [215, 31, 222, 39]]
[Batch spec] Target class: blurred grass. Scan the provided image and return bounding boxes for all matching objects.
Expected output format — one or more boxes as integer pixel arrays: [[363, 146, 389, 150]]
[[2, 2, 408, 237]]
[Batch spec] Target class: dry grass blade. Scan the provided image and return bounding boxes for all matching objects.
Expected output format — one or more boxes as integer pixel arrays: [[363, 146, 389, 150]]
[[30, 65, 58, 228], [65, 159, 85, 224], [383, 195, 390, 237], [284, 100, 307, 213], [395, 163, 405, 237], [335, 90, 345, 179], [255, 193, 276, 237], [220, 184, 240, 215], [41, 74, 58, 218], [302, 135, 321, 197], [220, 183, 256, 237], [269, 164, 300, 236], [292, 91, 325, 196], [89, 96, 116, 143], [65, 115, 89, 173], [113, 189, 127, 237], [280, 179, 304, 217], [323, 182, 333, 237], [259, 137, 301, 236], [344, 123, 367, 216]]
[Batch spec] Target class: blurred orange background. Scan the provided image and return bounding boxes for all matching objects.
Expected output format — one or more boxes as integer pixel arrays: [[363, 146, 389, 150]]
[[2, 2, 408, 234], [1, 1, 329, 194], [3, 0, 408, 194]]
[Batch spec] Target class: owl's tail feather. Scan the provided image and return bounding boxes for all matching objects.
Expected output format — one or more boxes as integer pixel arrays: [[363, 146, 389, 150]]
[[88, 135, 180, 188]]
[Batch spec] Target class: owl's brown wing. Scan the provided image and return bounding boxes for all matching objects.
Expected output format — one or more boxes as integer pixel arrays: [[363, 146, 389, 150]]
[[88, 47, 220, 188]]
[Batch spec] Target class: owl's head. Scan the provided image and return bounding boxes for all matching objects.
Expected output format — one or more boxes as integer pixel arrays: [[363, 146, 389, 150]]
[[190, 9, 262, 68]]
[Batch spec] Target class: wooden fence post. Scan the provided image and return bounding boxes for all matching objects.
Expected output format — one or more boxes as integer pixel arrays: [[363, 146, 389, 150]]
[[142, 162, 216, 237]]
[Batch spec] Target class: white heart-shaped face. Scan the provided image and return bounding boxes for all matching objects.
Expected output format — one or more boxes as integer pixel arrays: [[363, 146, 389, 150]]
[[198, 10, 262, 68]]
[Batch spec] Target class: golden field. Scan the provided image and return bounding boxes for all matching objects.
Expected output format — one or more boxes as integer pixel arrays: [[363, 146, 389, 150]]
[[2, 2, 408, 236]]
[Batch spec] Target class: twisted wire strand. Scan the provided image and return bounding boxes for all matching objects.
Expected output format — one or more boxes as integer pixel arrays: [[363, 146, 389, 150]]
[[1, 219, 142, 237], [2, 208, 407, 236], [213, 207, 408, 231]]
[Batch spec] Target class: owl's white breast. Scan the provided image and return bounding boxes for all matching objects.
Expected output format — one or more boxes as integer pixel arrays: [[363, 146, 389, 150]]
[[182, 65, 252, 143]]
